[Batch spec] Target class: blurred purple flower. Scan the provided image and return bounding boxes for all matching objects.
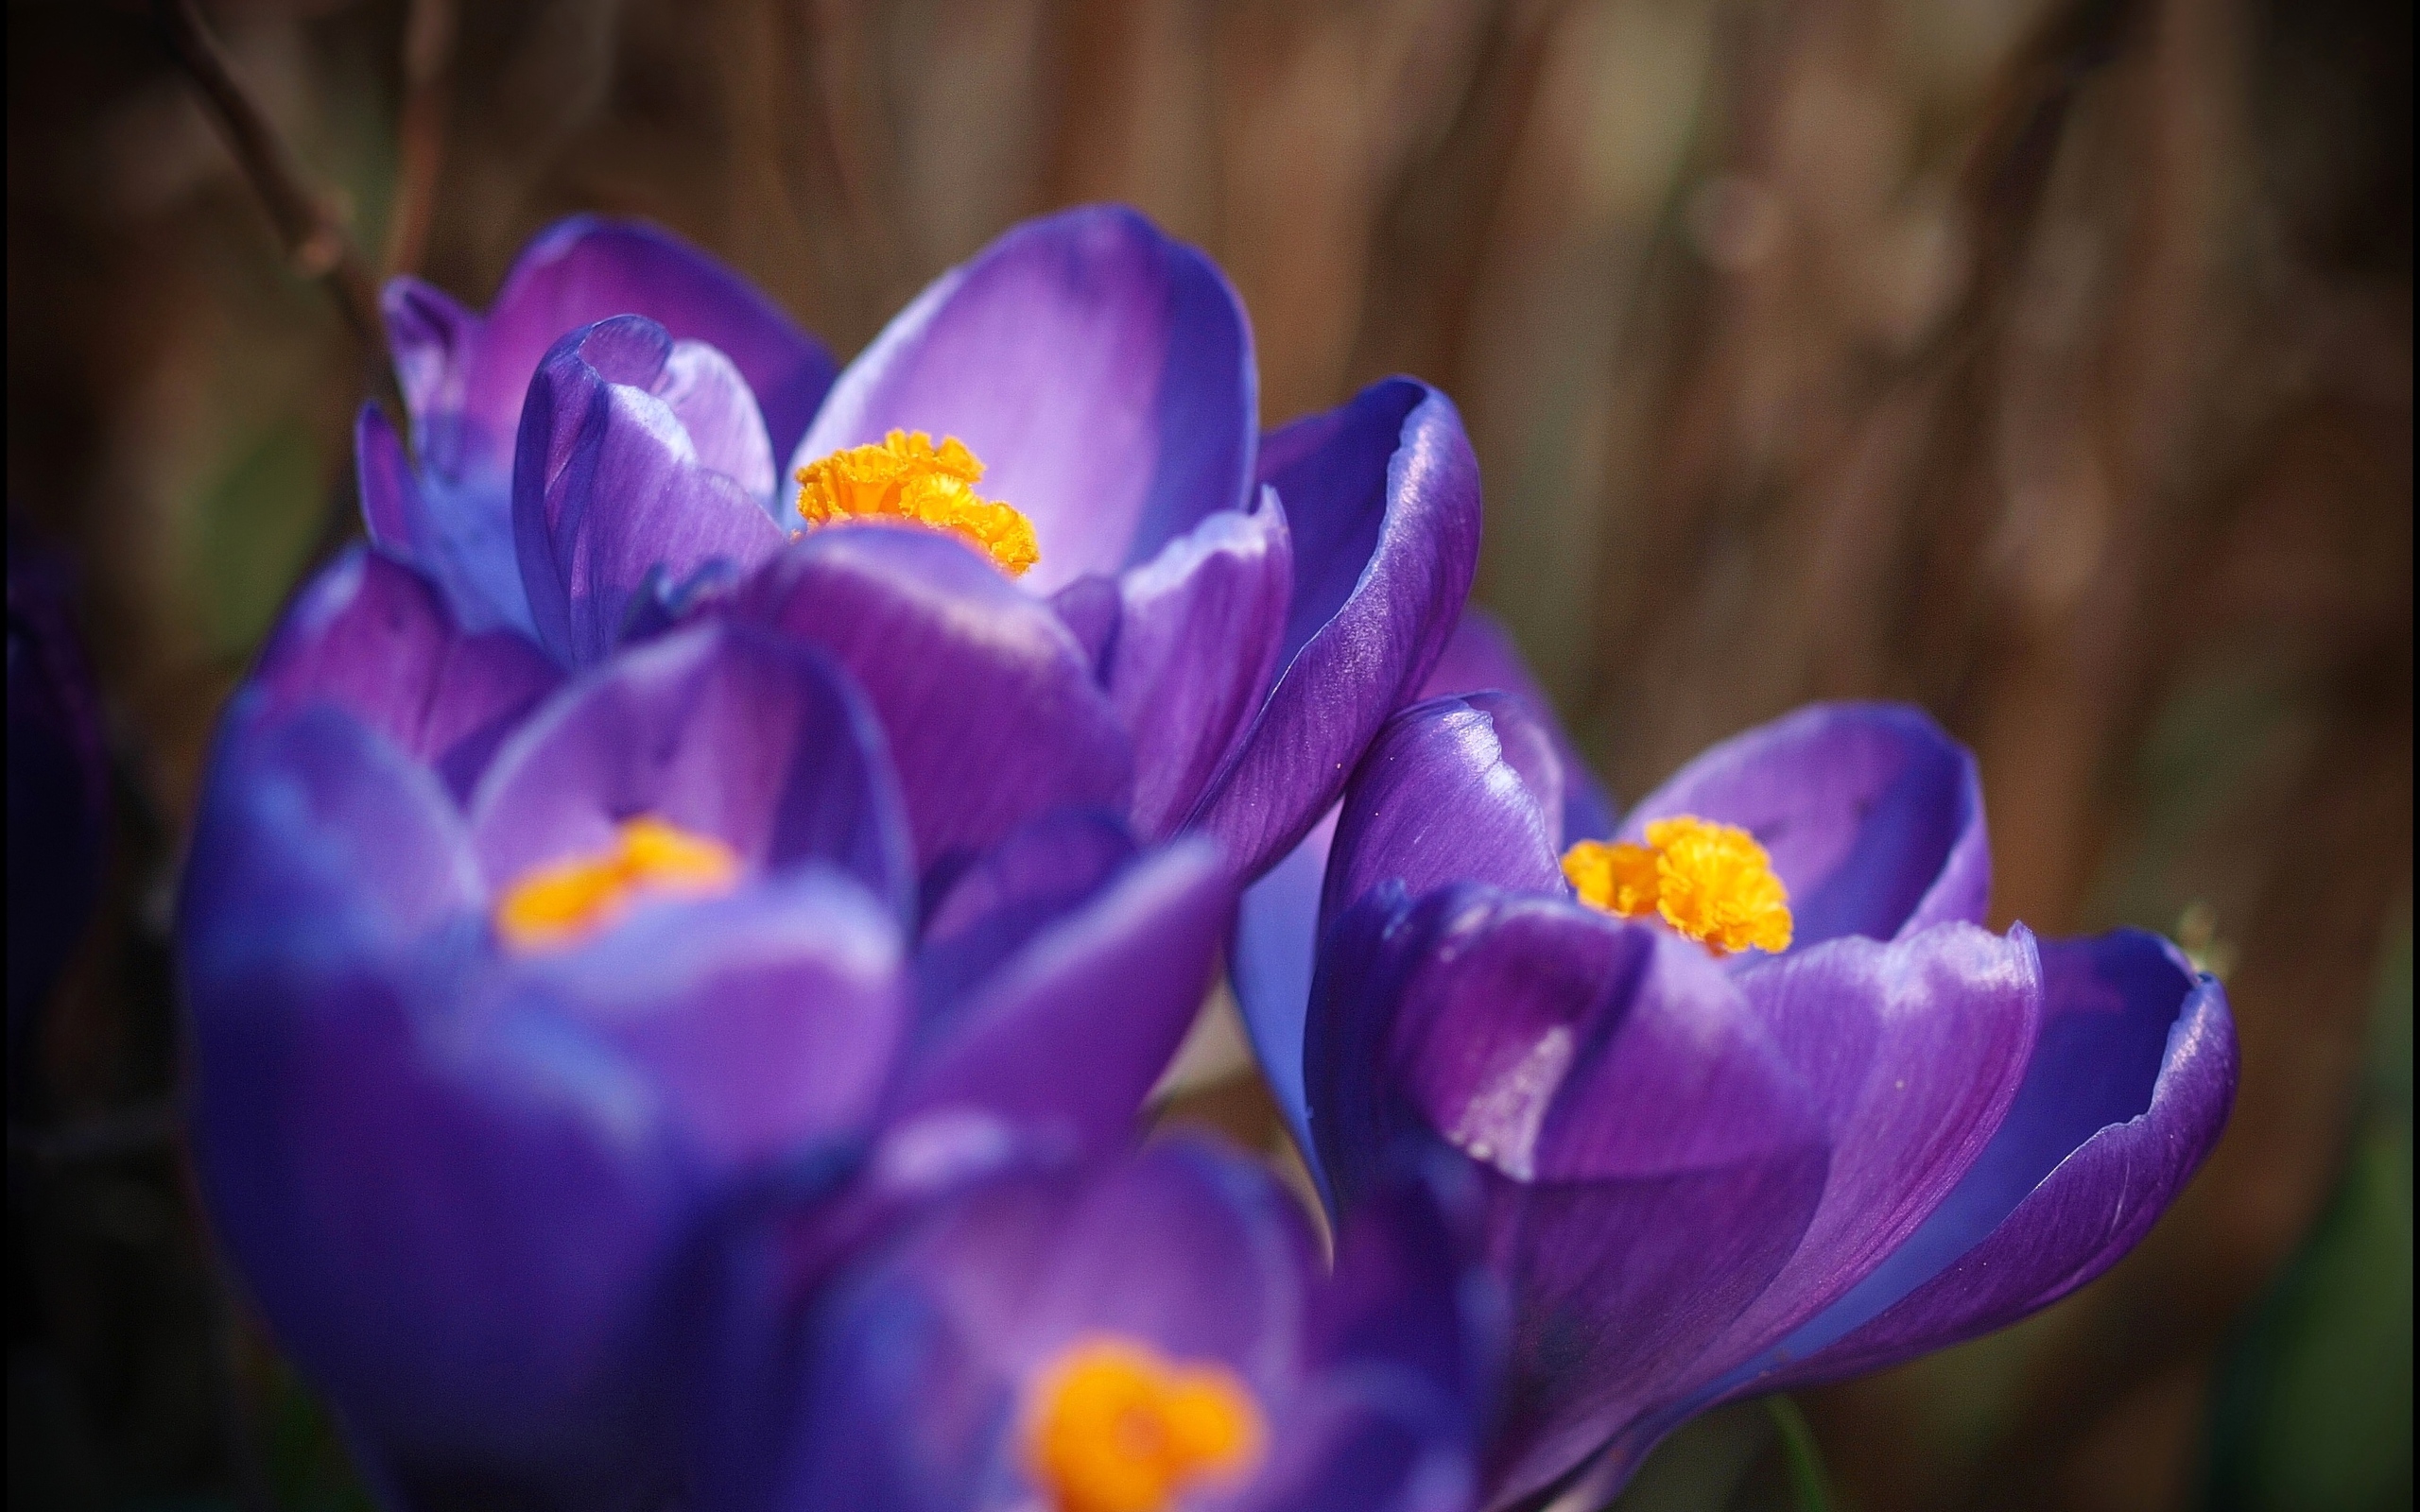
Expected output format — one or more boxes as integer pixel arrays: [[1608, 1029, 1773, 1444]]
[[179, 546, 1230, 1503], [370, 207, 1479, 880], [700, 1137, 1500, 1512], [1236, 614, 2238, 1507], [8, 523, 111, 1055]]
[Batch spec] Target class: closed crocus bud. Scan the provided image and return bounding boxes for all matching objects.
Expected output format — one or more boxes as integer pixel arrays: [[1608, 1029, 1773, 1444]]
[[1276, 655, 2236, 1507], [706, 1137, 1501, 1512], [8, 523, 111, 1058], [181, 540, 1234, 1505]]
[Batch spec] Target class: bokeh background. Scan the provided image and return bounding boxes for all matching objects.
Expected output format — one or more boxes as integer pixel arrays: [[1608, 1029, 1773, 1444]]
[[7, 0, 2410, 1507]]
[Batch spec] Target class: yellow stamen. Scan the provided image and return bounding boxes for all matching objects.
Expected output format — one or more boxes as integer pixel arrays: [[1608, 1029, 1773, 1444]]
[[1562, 816, 1792, 956], [1025, 1336, 1263, 1512], [494, 816, 740, 953], [794, 429, 1040, 577]]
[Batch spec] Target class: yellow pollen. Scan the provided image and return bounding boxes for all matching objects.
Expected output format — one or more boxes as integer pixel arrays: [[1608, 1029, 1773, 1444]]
[[1562, 816, 1793, 956], [493, 816, 740, 953], [1024, 1336, 1264, 1512], [795, 429, 1040, 577]]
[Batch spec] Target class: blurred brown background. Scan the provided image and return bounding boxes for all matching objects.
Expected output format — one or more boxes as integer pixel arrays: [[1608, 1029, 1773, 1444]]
[[7, 1, 2410, 1508]]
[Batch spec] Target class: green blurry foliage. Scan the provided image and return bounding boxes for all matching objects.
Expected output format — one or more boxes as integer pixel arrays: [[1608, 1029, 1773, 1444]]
[[183, 417, 329, 660]]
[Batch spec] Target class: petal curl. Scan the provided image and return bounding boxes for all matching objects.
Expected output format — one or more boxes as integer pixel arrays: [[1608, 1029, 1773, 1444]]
[[1190, 380, 1481, 881], [793, 205, 1257, 592], [468, 623, 915, 924], [253, 545, 560, 798], [730, 526, 1133, 884], [513, 318, 787, 666], [1618, 701, 1989, 947]]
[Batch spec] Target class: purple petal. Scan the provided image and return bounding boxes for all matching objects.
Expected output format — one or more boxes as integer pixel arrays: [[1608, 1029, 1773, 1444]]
[[468, 623, 915, 924], [357, 397, 536, 638], [914, 808, 1138, 1022], [513, 318, 788, 666], [1305, 885, 1830, 1506], [1735, 929, 2236, 1390], [355, 402, 419, 552], [1322, 695, 1564, 929], [390, 215, 837, 481], [1618, 702, 1989, 947], [793, 205, 1256, 592], [1108, 485, 1293, 839], [252, 545, 561, 798], [1417, 607, 1616, 845], [501, 868, 908, 1171], [1231, 803, 1339, 1173], [1190, 379, 1481, 881], [1650, 923, 2045, 1404], [730, 526, 1133, 883], [888, 838, 1230, 1160]]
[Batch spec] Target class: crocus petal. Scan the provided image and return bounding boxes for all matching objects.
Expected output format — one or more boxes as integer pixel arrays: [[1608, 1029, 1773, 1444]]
[[513, 318, 788, 666], [389, 215, 836, 480], [1734, 929, 2237, 1391], [914, 808, 1138, 1022], [1322, 695, 1565, 928], [887, 838, 1230, 1160], [1107, 485, 1293, 838], [731, 526, 1133, 884], [468, 623, 915, 924], [252, 545, 560, 798], [355, 402, 419, 554], [1231, 610, 1615, 1170], [1306, 885, 1829, 1506], [794, 205, 1256, 591], [1190, 379, 1481, 881], [357, 394, 538, 638], [1650, 923, 2045, 1404], [1618, 702, 1989, 947], [500, 868, 908, 1171], [762, 1141, 1316, 1512]]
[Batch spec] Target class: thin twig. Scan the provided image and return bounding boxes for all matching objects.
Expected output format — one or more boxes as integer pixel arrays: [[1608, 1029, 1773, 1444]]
[[383, 0, 457, 278]]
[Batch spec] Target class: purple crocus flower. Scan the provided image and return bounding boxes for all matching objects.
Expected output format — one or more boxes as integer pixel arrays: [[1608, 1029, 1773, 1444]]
[[704, 1137, 1500, 1512], [372, 206, 1479, 881], [179, 543, 1233, 1505], [8, 524, 112, 1056], [1234, 613, 2238, 1507]]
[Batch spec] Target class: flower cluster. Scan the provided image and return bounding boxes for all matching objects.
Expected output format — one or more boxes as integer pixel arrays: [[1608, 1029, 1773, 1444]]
[[174, 206, 2236, 1511]]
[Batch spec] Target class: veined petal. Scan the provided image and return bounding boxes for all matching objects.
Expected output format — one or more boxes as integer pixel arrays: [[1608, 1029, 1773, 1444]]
[[1190, 380, 1481, 882], [730, 526, 1133, 885], [513, 318, 787, 667], [1108, 486, 1293, 839], [252, 545, 560, 798], [356, 400, 536, 638], [1731, 929, 2236, 1391], [889, 838, 1230, 1160], [469, 623, 915, 926], [389, 215, 836, 482], [914, 808, 1138, 1024], [794, 205, 1257, 592], [1416, 608, 1615, 845], [1617, 702, 1989, 947]]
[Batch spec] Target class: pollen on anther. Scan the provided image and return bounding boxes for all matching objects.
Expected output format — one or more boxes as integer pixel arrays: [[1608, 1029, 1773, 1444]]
[[1024, 1336, 1263, 1512], [494, 816, 739, 953], [795, 429, 1040, 577], [1562, 816, 1792, 956]]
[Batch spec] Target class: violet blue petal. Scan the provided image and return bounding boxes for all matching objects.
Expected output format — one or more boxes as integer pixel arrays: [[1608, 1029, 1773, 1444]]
[[1647, 923, 2045, 1407], [1618, 702, 1988, 947], [888, 837, 1229, 1160], [1305, 885, 1830, 1506], [389, 215, 835, 482], [499, 868, 908, 1172], [252, 545, 560, 799], [356, 396, 536, 638], [8, 527, 111, 1043], [468, 622, 914, 926], [1107, 484, 1292, 839], [793, 205, 1256, 593], [1190, 379, 1481, 881], [1737, 929, 2237, 1391], [1046, 572, 1121, 677], [763, 1140, 1318, 1512], [1321, 695, 1565, 929], [354, 402, 419, 554], [514, 318, 788, 666], [732, 526, 1133, 884], [1230, 609, 1616, 1174], [914, 808, 1137, 1026]]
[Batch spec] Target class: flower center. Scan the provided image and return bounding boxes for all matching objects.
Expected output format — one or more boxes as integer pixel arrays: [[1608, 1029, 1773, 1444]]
[[794, 429, 1040, 577], [1024, 1336, 1263, 1512], [493, 816, 740, 953], [1562, 816, 1792, 956]]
